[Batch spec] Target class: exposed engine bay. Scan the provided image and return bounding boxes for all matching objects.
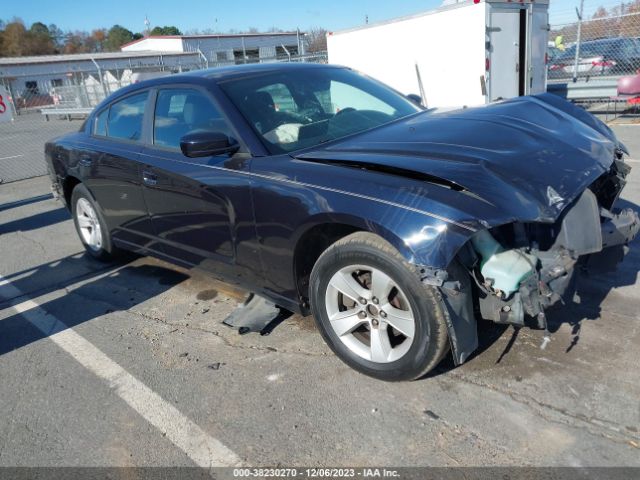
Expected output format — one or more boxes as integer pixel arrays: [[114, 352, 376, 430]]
[[426, 153, 639, 361]]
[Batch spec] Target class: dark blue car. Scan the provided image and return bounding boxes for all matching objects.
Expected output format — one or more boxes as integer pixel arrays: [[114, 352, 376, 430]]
[[46, 63, 639, 381]]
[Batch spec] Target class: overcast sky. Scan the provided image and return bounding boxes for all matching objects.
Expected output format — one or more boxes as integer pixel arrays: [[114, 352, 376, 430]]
[[8, 0, 583, 33]]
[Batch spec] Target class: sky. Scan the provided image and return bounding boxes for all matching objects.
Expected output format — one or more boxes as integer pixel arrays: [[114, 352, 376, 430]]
[[4, 0, 609, 33]]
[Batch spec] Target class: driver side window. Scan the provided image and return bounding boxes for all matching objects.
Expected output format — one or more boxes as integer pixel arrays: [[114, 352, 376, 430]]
[[153, 88, 231, 150]]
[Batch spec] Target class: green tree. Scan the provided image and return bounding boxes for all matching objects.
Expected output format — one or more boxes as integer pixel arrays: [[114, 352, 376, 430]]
[[149, 25, 182, 36], [104, 24, 135, 51], [27, 21, 55, 54], [48, 23, 65, 50]]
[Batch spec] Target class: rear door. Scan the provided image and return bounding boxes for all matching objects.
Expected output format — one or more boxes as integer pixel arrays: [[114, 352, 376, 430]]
[[83, 91, 156, 250]]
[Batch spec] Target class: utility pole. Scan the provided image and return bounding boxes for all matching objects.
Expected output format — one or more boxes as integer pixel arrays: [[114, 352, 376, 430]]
[[572, 0, 584, 83]]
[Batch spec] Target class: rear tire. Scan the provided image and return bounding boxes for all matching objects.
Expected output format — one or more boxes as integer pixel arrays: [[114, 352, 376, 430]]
[[71, 183, 117, 262], [309, 232, 449, 381]]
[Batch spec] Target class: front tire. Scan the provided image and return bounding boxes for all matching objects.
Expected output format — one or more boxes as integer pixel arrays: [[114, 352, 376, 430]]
[[309, 232, 449, 381], [71, 183, 117, 261]]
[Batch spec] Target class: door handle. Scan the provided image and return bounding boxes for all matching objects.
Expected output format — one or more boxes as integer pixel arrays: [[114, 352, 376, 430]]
[[79, 156, 92, 167], [142, 170, 158, 186]]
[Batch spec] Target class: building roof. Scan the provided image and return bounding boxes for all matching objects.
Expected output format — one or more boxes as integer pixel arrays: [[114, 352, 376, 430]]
[[120, 32, 304, 49], [0, 50, 200, 67]]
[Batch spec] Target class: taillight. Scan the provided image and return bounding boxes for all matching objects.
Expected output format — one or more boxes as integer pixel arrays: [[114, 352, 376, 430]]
[[549, 64, 565, 70], [485, 58, 490, 71], [592, 60, 616, 67]]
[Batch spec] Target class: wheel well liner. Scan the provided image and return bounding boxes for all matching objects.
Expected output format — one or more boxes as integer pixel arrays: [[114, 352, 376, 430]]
[[293, 223, 361, 308], [62, 175, 81, 210]]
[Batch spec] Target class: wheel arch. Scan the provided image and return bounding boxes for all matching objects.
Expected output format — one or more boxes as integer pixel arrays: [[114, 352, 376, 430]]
[[292, 212, 480, 366], [291, 212, 451, 311]]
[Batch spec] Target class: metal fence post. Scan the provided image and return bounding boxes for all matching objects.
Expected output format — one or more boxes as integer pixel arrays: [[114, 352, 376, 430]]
[[572, 0, 584, 83]]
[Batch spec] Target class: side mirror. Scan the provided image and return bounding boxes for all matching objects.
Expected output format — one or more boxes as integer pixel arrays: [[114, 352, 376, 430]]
[[180, 131, 240, 158], [407, 93, 422, 106]]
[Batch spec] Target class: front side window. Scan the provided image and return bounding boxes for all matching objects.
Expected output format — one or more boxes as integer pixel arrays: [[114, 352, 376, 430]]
[[153, 88, 231, 149], [219, 67, 421, 153], [94, 108, 108, 136], [107, 92, 148, 142]]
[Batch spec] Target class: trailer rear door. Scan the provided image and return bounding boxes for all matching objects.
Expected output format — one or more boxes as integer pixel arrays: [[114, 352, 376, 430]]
[[529, 4, 549, 94], [487, 6, 522, 100]]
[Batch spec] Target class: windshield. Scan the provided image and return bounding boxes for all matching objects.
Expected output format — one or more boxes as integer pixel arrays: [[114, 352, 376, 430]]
[[219, 67, 422, 154]]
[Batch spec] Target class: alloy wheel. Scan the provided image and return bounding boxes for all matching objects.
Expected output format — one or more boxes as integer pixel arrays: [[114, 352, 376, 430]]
[[324, 264, 416, 363], [75, 197, 103, 251]]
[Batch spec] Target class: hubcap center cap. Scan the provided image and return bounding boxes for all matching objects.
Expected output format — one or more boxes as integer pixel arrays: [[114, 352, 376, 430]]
[[367, 304, 379, 317]]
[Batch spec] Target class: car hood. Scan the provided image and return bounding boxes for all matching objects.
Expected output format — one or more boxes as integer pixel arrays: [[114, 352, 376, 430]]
[[295, 93, 618, 224]]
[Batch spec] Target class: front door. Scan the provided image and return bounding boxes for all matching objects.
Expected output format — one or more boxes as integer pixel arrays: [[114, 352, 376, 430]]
[[140, 87, 258, 285]]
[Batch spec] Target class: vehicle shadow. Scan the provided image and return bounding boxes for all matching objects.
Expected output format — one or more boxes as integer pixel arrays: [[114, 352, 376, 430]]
[[0, 255, 189, 357], [545, 198, 640, 346], [0, 207, 69, 234], [0, 194, 53, 213]]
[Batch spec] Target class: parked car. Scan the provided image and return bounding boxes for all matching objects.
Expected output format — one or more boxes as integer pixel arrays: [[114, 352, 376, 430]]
[[548, 37, 640, 79], [46, 63, 639, 381]]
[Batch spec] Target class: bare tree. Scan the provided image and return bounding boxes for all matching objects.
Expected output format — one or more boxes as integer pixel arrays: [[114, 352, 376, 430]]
[[305, 27, 328, 53]]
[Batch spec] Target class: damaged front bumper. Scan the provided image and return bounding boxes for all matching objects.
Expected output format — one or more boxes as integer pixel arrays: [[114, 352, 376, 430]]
[[422, 156, 638, 364], [476, 194, 639, 329]]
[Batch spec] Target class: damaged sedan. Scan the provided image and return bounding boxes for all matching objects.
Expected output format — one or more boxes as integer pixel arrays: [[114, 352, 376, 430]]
[[45, 63, 639, 381]]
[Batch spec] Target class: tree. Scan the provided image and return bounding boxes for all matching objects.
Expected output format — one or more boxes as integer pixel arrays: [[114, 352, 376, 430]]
[[48, 23, 65, 51], [149, 25, 182, 36], [104, 24, 135, 51], [91, 29, 107, 52], [0, 20, 5, 57], [305, 27, 328, 53], [27, 21, 55, 55], [2, 20, 29, 56], [63, 31, 90, 54]]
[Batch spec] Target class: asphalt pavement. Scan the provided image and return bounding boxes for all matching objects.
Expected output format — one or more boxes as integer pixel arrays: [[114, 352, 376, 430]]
[[0, 125, 638, 469]]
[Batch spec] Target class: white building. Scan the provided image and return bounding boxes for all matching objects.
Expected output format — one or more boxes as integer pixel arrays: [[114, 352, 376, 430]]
[[0, 50, 202, 111], [121, 32, 305, 64]]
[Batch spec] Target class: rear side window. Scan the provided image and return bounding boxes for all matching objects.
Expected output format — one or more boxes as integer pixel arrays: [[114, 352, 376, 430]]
[[107, 92, 148, 141], [153, 88, 231, 149], [94, 109, 108, 136]]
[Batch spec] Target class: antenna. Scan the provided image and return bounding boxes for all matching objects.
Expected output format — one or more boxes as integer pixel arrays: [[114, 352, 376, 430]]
[[144, 15, 150, 36]]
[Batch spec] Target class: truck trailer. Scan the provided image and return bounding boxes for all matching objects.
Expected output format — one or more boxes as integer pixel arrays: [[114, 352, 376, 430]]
[[327, 0, 549, 108]]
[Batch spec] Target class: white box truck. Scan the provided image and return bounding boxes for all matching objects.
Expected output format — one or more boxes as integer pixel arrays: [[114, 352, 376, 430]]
[[327, 0, 549, 108]]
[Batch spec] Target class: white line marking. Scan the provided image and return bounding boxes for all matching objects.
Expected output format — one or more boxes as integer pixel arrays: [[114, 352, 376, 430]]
[[0, 273, 242, 468], [626, 158, 640, 163], [0, 155, 23, 161]]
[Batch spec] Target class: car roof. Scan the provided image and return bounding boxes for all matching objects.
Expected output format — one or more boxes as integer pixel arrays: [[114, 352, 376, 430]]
[[139, 62, 344, 87], [93, 63, 346, 111]]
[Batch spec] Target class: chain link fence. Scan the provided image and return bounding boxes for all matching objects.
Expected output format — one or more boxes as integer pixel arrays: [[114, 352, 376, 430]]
[[0, 51, 327, 184], [549, 10, 640, 81]]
